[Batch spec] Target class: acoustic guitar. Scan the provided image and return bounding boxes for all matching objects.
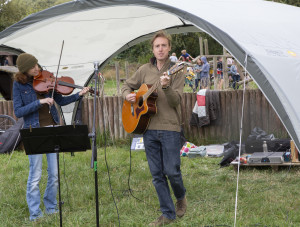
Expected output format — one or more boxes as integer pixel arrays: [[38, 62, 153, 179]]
[[122, 62, 185, 134]]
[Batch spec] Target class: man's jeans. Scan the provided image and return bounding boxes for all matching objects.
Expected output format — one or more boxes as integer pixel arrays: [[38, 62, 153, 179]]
[[27, 153, 58, 221], [143, 130, 186, 220]]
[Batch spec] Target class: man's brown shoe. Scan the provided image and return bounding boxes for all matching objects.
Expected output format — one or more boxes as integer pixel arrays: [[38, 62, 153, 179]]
[[149, 215, 174, 226], [175, 196, 187, 218]]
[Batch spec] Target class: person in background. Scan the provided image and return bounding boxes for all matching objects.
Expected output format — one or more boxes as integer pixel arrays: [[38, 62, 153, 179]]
[[169, 52, 178, 63], [185, 67, 195, 92], [227, 57, 233, 65], [121, 30, 187, 226], [193, 58, 202, 91], [4, 56, 9, 66], [217, 56, 224, 90], [178, 49, 194, 62], [13, 53, 89, 221], [229, 59, 240, 89], [199, 56, 210, 89]]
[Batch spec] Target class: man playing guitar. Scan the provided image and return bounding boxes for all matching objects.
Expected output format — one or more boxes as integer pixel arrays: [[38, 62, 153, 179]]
[[121, 30, 187, 226]]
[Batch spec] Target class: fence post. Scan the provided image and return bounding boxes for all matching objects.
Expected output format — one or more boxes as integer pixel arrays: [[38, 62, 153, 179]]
[[118, 96, 124, 139], [199, 37, 203, 56], [115, 61, 120, 96], [113, 97, 119, 140], [204, 39, 209, 55], [223, 56, 229, 89], [213, 56, 218, 90], [108, 96, 115, 141], [97, 97, 104, 134], [125, 61, 129, 79], [0, 101, 3, 114]]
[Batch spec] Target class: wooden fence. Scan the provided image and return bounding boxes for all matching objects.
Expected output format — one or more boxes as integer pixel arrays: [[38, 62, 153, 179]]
[[0, 89, 288, 144], [80, 89, 288, 143]]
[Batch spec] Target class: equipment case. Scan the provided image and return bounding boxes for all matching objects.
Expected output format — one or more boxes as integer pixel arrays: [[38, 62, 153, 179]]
[[245, 139, 290, 153]]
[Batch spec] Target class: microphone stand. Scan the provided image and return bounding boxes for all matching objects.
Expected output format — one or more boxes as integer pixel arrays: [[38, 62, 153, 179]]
[[89, 62, 100, 227]]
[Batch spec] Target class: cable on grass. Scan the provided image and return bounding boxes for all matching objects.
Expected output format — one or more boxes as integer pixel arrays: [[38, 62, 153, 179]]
[[101, 82, 120, 227], [103, 132, 121, 227], [122, 134, 158, 210]]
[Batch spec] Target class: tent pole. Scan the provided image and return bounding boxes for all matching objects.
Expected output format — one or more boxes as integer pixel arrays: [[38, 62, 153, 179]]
[[234, 54, 248, 227], [90, 62, 100, 227]]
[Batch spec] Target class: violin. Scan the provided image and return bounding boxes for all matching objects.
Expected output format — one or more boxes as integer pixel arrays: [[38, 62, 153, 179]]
[[33, 70, 95, 95]]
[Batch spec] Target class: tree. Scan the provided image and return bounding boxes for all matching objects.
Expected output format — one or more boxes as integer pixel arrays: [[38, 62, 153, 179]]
[[0, 0, 25, 32], [267, 0, 300, 7], [0, 0, 69, 32]]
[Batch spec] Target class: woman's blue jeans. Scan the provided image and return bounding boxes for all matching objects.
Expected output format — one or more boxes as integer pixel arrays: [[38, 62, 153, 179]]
[[143, 130, 186, 220], [27, 153, 58, 221]]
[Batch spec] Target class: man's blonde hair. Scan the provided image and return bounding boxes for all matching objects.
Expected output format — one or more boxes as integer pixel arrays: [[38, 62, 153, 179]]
[[150, 30, 171, 48]]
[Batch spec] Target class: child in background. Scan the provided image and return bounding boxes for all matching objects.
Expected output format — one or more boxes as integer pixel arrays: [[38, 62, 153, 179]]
[[185, 67, 195, 92], [178, 50, 194, 62], [169, 52, 178, 63], [193, 58, 202, 91]]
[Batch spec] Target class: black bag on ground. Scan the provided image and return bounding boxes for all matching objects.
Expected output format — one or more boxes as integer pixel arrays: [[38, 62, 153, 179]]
[[0, 118, 23, 154], [219, 141, 240, 167]]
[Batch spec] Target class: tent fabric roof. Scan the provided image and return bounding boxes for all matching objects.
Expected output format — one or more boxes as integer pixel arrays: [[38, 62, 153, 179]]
[[0, 0, 300, 148]]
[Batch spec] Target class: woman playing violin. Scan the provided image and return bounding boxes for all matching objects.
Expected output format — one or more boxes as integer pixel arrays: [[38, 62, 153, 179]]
[[13, 53, 89, 221]]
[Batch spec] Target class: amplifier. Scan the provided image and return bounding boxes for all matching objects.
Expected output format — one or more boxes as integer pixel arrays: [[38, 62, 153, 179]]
[[247, 152, 284, 164]]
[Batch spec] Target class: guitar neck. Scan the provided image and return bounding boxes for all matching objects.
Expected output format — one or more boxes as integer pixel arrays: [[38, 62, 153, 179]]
[[143, 68, 176, 99], [142, 62, 185, 100]]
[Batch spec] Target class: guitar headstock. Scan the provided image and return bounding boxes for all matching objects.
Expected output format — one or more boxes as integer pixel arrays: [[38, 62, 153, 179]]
[[167, 62, 186, 75]]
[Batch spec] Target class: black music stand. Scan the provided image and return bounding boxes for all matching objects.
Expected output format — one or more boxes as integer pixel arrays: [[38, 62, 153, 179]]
[[20, 125, 91, 227]]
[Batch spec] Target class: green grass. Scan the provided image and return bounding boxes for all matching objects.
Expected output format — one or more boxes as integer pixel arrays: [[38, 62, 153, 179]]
[[103, 79, 120, 96], [1, 146, 300, 226]]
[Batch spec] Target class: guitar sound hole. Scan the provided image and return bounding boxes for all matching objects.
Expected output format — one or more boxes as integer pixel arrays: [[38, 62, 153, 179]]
[[138, 97, 143, 107]]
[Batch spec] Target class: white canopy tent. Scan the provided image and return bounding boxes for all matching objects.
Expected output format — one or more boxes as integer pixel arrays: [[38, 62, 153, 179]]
[[0, 0, 300, 149]]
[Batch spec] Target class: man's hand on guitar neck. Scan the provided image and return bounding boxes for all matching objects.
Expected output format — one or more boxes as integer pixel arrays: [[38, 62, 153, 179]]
[[160, 72, 170, 89], [126, 93, 137, 104]]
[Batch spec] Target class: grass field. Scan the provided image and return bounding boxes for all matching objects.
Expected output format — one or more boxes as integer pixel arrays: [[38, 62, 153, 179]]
[[1, 144, 300, 227]]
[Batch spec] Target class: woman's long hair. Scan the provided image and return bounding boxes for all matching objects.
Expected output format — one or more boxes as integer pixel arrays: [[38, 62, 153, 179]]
[[14, 72, 29, 84]]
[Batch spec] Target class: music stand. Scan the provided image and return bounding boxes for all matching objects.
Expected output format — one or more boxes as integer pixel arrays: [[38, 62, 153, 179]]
[[20, 125, 91, 227]]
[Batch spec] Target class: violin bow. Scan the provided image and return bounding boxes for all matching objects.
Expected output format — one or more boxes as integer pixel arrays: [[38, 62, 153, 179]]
[[51, 40, 65, 99]]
